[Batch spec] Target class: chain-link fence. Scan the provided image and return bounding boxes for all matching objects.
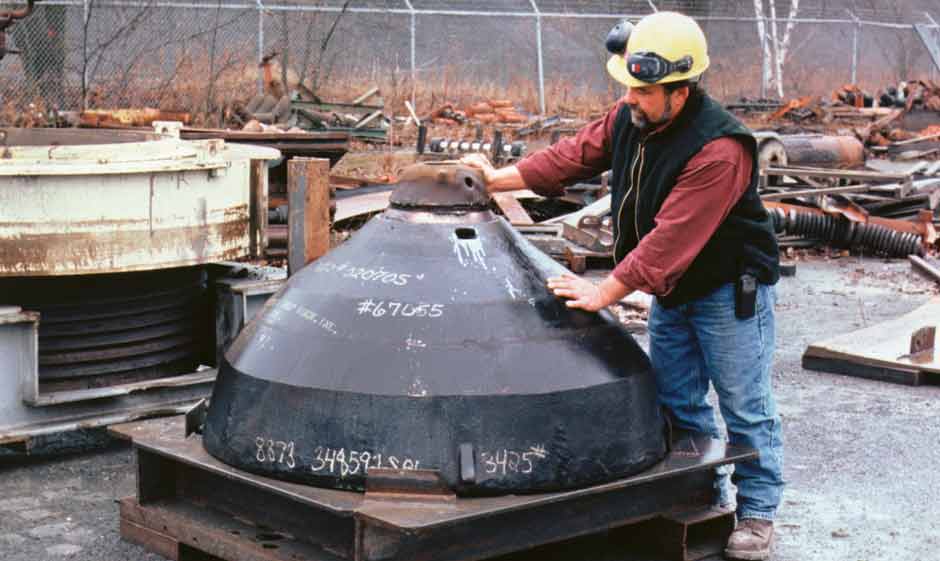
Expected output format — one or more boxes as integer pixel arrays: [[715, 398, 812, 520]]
[[1, 0, 938, 124]]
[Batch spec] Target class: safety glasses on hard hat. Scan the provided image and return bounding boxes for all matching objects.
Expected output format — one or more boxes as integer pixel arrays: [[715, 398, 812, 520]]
[[626, 51, 694, 84]]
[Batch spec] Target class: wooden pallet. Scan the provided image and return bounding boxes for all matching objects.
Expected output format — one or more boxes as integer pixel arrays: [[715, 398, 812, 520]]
[[118, 497, 734, 561], [113, 416, 754, 561], [803, 297, 940, 386]]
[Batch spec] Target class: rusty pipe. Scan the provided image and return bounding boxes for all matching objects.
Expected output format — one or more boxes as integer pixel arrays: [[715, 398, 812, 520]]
[[777, 134, 865, 168]]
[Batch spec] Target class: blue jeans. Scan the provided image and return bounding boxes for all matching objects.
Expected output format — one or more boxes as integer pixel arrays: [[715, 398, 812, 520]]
[[649, 282, 784, 521]]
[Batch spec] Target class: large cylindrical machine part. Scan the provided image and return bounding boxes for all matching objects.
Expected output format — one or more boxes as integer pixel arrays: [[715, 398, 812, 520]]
[[776, 134, 865, 168], [0, 126, 279, 393], [203, 163, 667, 496], [0, 127, 278, 277]]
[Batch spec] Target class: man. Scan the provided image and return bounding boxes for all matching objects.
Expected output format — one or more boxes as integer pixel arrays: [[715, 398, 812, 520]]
[[461, 11, 783, 561]]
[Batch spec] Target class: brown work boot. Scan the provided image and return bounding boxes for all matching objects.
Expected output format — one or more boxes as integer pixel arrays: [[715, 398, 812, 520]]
[[724, 518, 774, 560]]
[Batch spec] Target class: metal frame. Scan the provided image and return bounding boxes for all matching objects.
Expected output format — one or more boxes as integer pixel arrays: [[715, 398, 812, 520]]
[[214, 270, 285, 367], [0, 264, 283, 448]]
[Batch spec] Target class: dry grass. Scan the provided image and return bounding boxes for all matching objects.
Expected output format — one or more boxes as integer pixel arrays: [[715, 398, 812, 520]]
[[0, 41, 930, 132], [0, 99, 54, 127]]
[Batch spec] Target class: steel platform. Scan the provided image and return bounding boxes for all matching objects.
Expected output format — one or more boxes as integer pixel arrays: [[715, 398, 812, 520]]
[[112, 416, 757, 561]]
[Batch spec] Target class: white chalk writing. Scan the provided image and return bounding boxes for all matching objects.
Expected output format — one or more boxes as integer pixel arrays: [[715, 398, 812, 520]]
[[453, 236, 488, 269], [254, 437, 296, 469], [405, 335, 427, 351], [255, 329, 276, 352], [479, 445, 549, 476], [407, 376, 429, 397], [505, 277, 522, 300], [311, 447, 421, 478], [315, 261, 415, 286], [504, 277, 538, 307], [274, 299, 337, 334], [355, 299, 444, 319]]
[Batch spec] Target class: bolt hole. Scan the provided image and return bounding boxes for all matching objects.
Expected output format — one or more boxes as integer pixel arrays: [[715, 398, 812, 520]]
[[230, 530, 241, 536], [455, 228, 477, 240], [463, 177, 474, 188], [256, 532, 285, 542]]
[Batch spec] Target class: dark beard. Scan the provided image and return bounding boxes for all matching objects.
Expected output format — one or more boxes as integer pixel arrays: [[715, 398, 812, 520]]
[[630, 96, 673, 131]]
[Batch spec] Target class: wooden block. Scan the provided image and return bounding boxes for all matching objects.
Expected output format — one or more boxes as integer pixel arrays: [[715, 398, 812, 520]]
[[287, 157, 331, 275], [563, 246, 587, 274], [121, 517, 180, 561], [492, 193, 534, 225], [119, 497, 337, 561], [249, 160, 268, 259]]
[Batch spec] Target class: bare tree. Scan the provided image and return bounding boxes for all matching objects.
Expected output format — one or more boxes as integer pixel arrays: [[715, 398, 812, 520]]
[[80, 0, 154, 109], [753, 0, 800, 98], [10, 4, 66, 108], [117, 11, 245, 107], [277, 0, 352, 100]]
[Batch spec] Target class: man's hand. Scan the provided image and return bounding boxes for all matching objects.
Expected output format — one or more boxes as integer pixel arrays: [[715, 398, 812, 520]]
[[547, 274, 632, 312], [459, 153, 497, 184], [458, 154, 525, 192]]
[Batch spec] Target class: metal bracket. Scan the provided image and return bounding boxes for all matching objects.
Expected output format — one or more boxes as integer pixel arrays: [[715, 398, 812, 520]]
[[459, 443, 476, 484], [365, 468, 456, 502], [214, 273, 284, 366], [559, 193, 615, 254], [184, 398, 208, 438], [907, 325, 936, 364], [562, 214, 614, 253], [0, 306, 39, 405]]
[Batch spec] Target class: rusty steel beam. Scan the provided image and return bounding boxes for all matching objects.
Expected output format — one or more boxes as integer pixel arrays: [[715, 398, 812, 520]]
[[910, 255, 940, 285]]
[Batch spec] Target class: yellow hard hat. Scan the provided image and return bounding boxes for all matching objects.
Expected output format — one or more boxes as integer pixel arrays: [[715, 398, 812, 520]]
[[606, 11, 710, 88]]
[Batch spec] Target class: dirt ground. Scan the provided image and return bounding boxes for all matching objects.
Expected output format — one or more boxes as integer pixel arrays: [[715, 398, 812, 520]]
[[1, 256, 938, 561]]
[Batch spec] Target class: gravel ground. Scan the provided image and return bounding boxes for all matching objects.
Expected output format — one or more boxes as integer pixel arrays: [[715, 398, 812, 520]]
[[1, 256, 938, 561]]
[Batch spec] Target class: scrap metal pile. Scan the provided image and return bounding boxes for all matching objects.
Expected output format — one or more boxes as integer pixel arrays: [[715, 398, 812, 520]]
[[723, 82, 940, 262], [370, 83, 940, 269]]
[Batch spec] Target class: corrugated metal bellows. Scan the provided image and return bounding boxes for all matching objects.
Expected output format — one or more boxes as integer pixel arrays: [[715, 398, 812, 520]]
[[769, 206, 924, 257], [203, 163, 667, 496], [0, 267, 209, 385]]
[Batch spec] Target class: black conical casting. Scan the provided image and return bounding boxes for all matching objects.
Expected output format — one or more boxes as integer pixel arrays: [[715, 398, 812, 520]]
[[203, 163, 667, 495]]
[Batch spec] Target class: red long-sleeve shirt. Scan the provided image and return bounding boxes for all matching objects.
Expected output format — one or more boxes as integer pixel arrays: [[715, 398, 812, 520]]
[[516, 99, 753, 297]]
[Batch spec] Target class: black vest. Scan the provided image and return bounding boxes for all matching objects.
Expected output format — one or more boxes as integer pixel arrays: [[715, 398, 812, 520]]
[[610, 93, 779, 308]]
